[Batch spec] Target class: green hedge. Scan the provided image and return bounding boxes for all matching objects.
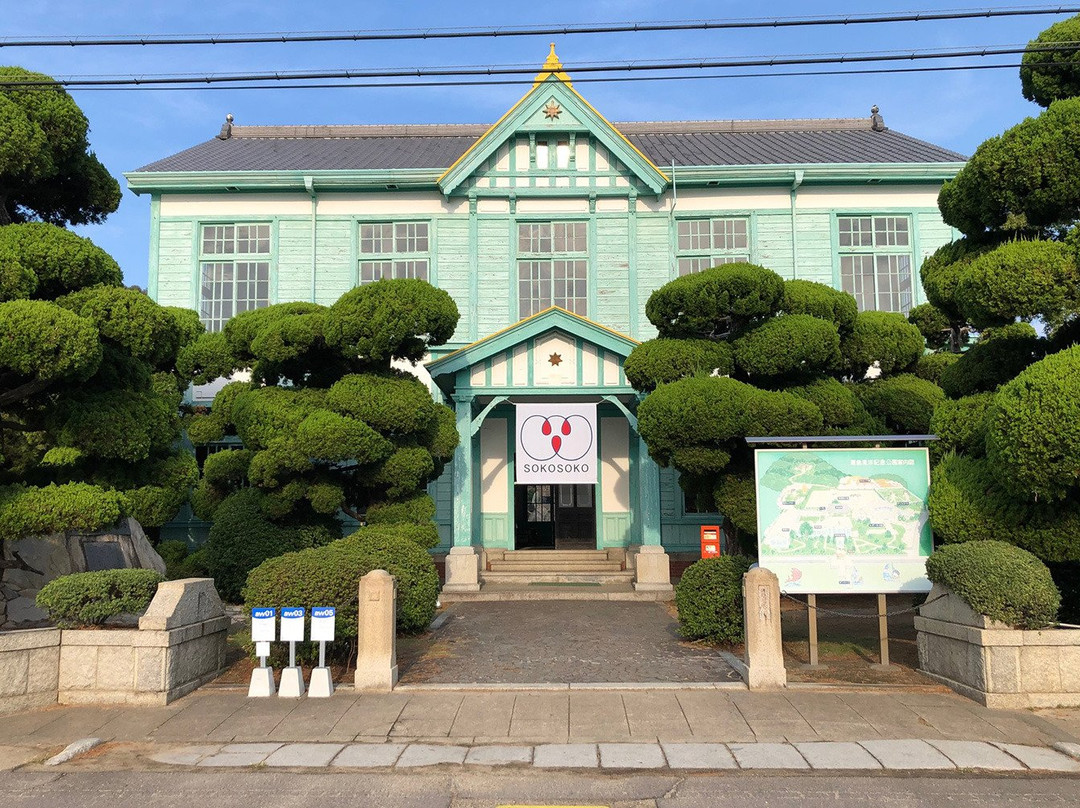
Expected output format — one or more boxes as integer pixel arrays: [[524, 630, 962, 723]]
[[925, 540, 1060, 629], [242, 524, 439, 662], [674, 556, 751, 643], [36, 569, 164, 627]]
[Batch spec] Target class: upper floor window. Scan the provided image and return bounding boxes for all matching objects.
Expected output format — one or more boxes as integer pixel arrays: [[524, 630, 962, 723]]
[[676, 217, 750, 275], [517, 221, 588, 317], [359, 222, 429, 283], [837, 216, 913, 314], [199, 224, 270, 332]]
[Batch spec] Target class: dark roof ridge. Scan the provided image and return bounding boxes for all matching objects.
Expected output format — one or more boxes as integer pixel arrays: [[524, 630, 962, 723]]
[[226, 117, 875, 140]]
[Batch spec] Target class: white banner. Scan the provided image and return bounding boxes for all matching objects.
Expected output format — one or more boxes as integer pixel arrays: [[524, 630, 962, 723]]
[[515, 403, 598, 484]]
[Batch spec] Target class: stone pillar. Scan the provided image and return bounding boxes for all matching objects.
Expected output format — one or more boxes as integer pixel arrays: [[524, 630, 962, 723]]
[[354, 570, 398, 692], [634, 545, 673, 593], [742, 567, 787, 690], [443, 546, 481, 593]]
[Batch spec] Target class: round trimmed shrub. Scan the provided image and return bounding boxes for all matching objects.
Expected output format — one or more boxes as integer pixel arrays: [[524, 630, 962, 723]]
[[841, 311, 924, 377], [645, 263, 784, 338], [914, 352, 960, 385], [1021, 15, 1080, 106], [780, 279, 858, 333], [35, 568, 163, 627], [908, 303, 954, 350], [243, 524, 439, 660], [938, 323, 1043, 398], [986, 345, 1080, 500], [674, 556, 752, 643], [855, 374, 945, 434], [787, 377, 859, 428], [925, 541, 1061, 629], [928, 393, 993, 461], [733, 315, 841, 379], [205, 489, 311, 602], [623, 338, 733, 392]]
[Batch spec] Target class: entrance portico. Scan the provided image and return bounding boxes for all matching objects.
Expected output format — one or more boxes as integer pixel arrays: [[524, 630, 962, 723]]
[[427, 307, 671, 594]]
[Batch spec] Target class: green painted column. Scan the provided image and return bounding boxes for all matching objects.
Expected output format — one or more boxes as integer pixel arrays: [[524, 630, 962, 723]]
[[636, 432, 661, 545], [452, 396, 474, 547]]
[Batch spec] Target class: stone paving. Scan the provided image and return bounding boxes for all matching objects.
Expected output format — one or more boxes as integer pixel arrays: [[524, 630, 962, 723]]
[[398, 601, 741, 683], [126, 739, 1080, 772]]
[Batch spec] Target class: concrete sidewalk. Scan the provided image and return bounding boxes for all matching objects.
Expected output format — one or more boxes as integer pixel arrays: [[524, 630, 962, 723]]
[[2, 684, 1080, 773]]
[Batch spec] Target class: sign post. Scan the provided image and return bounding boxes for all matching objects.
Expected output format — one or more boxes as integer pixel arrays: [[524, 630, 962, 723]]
[[278, 606, 306, 698], [308, 606, 336, 698], [248, 607, 276, 697]]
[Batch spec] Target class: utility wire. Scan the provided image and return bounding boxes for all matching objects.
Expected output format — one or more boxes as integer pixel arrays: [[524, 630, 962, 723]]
[[1, 42, 1078, 88], [50, 60, 1065, 92], [1, 6, 1078, 48]]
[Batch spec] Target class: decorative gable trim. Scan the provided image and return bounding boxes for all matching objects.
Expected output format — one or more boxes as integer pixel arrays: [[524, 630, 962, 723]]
[[438, 50, 669, 198]]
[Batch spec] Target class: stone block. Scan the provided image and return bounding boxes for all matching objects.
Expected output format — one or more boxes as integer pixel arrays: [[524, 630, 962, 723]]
[[599, 743, 666, 769], [354, 570, 398, 692], [134, 646, 165, 692], [985, 646, 1021, 693], [58, 644, 97, 690], [1018, 646, 1062, 693], [994, 743, 1080, 772], [859, 740, 954, 770], [741, 567, 786, 690], [729, 743, 808, 769], [0, 650, 28, 698], [95, 645, 135, 691], [139, 579, 224, 631], [533, 743, 598, 768], [632, 546, 673, 593], [660, 742, 737, 769], [1060, 649, 1080, 692], [795, 742, 882, 770], [0, 628, 60, 652], [331, 744, 406, 768], [464, 745, 533, 766], [25, 646, 59, 695], [442, 546, 481, 593], [918, 583, 1009, 629], [926, 740, 1024, 770], [264, 743, 344, 767], [395, 744, 467, 767]]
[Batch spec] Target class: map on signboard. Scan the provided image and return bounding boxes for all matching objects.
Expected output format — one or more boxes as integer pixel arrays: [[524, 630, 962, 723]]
[[754, 448, 933, 594]]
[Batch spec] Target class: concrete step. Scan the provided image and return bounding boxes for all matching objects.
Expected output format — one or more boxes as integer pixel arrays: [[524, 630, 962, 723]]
[[441, 582, 674, 602], [499, 550, 612, 562], [488, 561, 624, 572], [481, 570, 635, 585]]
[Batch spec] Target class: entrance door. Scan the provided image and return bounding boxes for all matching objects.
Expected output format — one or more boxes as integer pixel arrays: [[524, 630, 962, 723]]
[[514, 484, 596, 549]]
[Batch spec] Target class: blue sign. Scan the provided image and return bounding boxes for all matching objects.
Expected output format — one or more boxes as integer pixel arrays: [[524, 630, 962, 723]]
[[250, 607, 276, 642], [280, 606, 305, 642], [311, 606, 336, 642]]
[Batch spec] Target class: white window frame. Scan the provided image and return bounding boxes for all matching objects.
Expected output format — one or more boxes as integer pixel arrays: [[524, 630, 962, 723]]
[[198, 223, 271, 332], [358, 221, 430, 284], [836, 215, 915, 314], [675, 217, 750, 276], [516, 221, 589, 317]]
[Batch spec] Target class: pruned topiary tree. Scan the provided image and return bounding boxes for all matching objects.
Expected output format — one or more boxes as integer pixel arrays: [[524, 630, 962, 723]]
[[631, 262, 941, 549], [0, 69, 199, 579], [181, 278, 460, 595]]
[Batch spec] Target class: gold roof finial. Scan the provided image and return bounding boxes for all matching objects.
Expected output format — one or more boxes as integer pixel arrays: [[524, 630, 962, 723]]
[[533, 42, 572, 87]]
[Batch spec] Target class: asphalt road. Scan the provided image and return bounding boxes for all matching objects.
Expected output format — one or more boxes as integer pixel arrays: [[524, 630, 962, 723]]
[[1, 770, 1078, 808]]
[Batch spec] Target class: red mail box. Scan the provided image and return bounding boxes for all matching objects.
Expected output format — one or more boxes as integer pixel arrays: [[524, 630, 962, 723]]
[[700, 525, 721, 559]]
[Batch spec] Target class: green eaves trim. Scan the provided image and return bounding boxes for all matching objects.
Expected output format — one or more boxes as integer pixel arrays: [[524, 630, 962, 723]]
[[671, 162, 966, 186], [438, 76, 669, 197], [124, 168, 442, 195]]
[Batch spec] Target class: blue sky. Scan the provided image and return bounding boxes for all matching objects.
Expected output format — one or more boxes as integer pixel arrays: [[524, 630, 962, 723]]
[[4, 1, 1071, 289]]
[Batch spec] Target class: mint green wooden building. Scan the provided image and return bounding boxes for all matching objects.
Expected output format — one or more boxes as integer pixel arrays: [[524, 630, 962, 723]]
[[127, 48, 964, 587]]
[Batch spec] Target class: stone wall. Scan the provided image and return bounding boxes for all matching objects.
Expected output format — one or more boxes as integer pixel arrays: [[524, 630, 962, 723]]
[[0, 628, 60, 713], [0, 578, 227, 714], [915, 583, 1080, 709]]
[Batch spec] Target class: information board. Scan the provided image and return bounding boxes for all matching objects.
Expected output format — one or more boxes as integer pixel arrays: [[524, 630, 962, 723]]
[[280, 607, 306, 642], [251, 607, 276, 642], [754, 447, 933, 594], [310, 607, 336, 642]]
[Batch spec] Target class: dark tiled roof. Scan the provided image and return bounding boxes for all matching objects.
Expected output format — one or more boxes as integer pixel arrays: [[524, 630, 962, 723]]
[[133, 119, 964, 173]]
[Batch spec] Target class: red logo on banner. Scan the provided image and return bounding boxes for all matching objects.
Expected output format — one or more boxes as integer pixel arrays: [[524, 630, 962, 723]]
[[520, 414, 593, 462]]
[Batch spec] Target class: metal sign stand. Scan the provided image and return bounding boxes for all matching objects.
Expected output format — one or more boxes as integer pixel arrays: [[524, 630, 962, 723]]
[[308, 606, 336, 698], [248, 607, 276, 697], [278, 607, 306, 698]]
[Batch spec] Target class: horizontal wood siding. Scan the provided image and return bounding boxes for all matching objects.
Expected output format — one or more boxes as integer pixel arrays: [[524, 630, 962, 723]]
[[156, 220, 195, 308], [276, 219, 311, 303], [792, 212, 833, 285], [476, 218, 511, 335], [756, 212, 794, 278], [436, 218, 472, 344], [315, 219, 353, 305], [633, 215, 671, 340], [594, 217, 630, 332]]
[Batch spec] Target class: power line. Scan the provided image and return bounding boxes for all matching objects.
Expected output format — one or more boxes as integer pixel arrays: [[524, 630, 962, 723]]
[[1, 6, 1077, 48], [1, 42, 1077, 88], [51, 60, 1057, 93]]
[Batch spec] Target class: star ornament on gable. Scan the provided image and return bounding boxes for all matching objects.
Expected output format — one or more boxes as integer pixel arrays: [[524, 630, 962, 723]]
[[548, 353, 563, 367], [543, 101, 562, 120]]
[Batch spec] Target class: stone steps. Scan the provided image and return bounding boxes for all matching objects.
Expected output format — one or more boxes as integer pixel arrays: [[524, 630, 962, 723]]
[[488, 561, 624, 572], [481, 569, 635, 585]]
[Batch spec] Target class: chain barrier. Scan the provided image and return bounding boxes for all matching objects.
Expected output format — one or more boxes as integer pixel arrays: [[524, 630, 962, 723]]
[[780, 591, 946, 619]]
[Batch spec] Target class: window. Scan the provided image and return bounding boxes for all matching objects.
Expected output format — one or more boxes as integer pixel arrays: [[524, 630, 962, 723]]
[[199, 224, 271, 332], [676, 217, 749, 275], [837, 216, 914, 314], [517, 221, 588, 317], [359, 222, 429, 283]]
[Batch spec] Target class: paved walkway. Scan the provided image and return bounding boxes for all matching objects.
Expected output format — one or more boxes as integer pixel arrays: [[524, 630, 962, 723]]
[[399, 601, 739, 683]]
